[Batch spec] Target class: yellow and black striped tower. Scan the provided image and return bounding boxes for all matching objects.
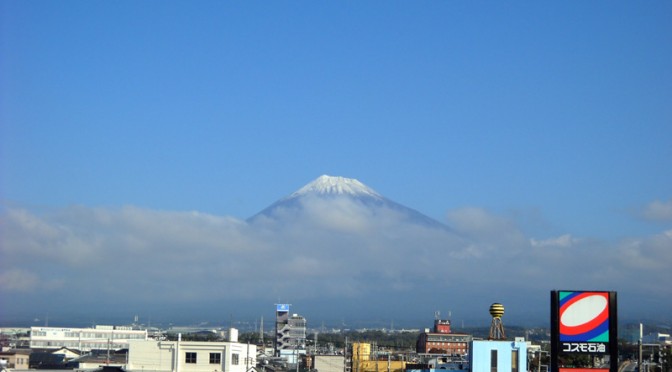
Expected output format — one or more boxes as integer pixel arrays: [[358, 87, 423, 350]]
[[488, 303, 506, 340]]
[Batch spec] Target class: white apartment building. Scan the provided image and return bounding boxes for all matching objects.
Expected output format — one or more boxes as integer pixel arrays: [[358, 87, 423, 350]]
[[126, 339, 256, 372], [30, 326, 147, 351]]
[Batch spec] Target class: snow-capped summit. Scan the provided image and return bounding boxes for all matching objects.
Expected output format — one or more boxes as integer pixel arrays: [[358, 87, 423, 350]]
[[289, 175, 383, 199], [247, 175, 450, 231]]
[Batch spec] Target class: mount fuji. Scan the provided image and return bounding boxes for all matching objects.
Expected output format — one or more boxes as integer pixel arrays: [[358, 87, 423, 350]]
[[3, 175, 667, 327], [247, 175, 450, 230]]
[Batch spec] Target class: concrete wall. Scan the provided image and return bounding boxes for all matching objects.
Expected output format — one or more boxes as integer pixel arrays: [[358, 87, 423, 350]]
[[313, 355, 344, 372], [127, 340, 176, 372], [127, 340, 256, 372]]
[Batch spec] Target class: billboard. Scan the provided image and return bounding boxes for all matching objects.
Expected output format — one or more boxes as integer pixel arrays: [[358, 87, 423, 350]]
[[550, 291, 617, 372]]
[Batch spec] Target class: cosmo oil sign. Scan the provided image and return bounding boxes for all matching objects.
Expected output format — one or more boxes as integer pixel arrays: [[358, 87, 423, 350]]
[[550, 291, 618, 372]]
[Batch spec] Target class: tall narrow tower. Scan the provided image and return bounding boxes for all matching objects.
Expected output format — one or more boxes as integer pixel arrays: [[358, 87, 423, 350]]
[[275, 304, 290, 357], [488, 303, 506, 340]]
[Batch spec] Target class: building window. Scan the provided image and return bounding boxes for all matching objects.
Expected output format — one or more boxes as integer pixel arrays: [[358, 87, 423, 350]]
[[490, 350, 497, 372], [511, 350, 519, 372], [232, 353, 239, 365], [186, 352, 197, 364], [210, 353, 221, 364]]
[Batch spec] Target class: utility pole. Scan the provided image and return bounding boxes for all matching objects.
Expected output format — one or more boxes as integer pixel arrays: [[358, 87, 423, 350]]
[[176, 333, 181, 372], [660, 345, 665, 372], [344, 337, 349, 372], [260, 316, 264, 346], [374, 342, 379, 372], [638, 324, 643, 372]]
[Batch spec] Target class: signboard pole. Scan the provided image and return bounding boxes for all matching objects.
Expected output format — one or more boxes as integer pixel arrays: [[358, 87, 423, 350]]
[[609, 292, 618, 372], [551, 291, 559, 372]]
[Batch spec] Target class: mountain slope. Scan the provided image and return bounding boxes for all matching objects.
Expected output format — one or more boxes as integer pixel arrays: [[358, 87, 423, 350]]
[[247, 175, 450, 230]]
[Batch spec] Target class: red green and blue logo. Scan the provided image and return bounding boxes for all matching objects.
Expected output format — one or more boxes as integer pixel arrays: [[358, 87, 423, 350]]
[[559, 291, 609, 342]]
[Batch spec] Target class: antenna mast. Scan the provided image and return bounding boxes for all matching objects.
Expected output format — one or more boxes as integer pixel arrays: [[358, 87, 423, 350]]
[[260, 316, 264, 345]]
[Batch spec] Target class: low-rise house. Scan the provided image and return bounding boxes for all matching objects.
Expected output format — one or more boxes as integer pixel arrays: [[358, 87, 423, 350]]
[[29, 351, 68, 369], [0, 348, 31, 369], [75, 350, 127, 370], [52, 346, 82, 361]]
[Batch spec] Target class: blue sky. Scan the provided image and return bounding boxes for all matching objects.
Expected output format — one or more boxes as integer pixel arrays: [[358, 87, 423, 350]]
[[1, 2, 671, 327]]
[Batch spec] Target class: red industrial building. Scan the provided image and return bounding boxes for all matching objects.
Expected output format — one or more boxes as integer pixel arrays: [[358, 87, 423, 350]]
[[416, 318, 472, 357]]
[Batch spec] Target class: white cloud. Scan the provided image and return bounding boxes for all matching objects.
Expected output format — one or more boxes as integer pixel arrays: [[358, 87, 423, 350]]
[[530, 234, 577, 248], [446, 207, 528, 256], [0, 269, 40, 292], [1, 204, 670, 323], [640, 199, 672, 221], [616, 229, 672, 271]]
